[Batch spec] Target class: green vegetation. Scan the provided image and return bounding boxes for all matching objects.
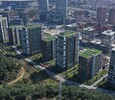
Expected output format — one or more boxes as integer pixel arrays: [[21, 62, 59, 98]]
[[43, 34, 55, 42], [97, 78, 115, 91], [59, 31, 78, 37], [0, 83, 115, 100], [84, 70, 107, 85], [80, 49, 102, 58], [61, 64, 78, 78], [0, 54, 21, 84]]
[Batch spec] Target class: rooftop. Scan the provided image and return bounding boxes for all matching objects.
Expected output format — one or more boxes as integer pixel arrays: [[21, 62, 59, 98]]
[[42, 34, 55, 42], [102, 30, 115, 36], [59, 31, 78, 37], [83, 27, 95, 32], [43, 29, 64, 36], [80, 49, 101, 58], [0, 16, 7, 21]]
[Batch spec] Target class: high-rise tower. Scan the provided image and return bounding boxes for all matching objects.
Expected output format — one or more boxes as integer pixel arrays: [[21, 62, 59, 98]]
[[55, 0, 67, 23], [38, 0, 49, 21]]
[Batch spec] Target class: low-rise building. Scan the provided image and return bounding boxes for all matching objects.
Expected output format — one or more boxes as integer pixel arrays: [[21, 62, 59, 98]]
[[101, 30, 115, 51], [82, 27, 95, 42]]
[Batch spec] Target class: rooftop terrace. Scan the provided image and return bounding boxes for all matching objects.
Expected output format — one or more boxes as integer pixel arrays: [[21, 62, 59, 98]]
[[43, 34, 55, 42], [59, 31, 78, 37], [80, 49, 101, 58]]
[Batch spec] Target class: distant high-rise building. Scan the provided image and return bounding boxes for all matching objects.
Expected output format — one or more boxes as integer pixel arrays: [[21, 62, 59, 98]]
[[56, 31, 79, 69], [97, 7, 107, 33], [0, 16, 9, 43], [108, 48, 115, 87], [21, 24, 41, 55], [97, 7, 107, 24], [78, 49, 102, 81], [38, 0, 49, 21], [108, 8, 115, 26], [55, 0, 67, 23]]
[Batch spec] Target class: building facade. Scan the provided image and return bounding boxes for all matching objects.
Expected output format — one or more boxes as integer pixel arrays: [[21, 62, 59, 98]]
[[38, 0, 49, 21], [108, 48, 115, 87], [101, 30, 115, 51], [78, 49, 102, 81], [21, 24, 41, 55], [41, 34, 56, 61], [8, 25, 22, 45], [56, 31, 79, 69], [0, 16, 9, 43], [82, 27, 95, 42], [97, 7, 107, 24]]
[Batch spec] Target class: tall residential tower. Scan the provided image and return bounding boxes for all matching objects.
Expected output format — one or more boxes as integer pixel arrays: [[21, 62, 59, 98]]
[[21, 24, 41, 56], [56, 31, 79, 69], [108, 48, 115, 87]]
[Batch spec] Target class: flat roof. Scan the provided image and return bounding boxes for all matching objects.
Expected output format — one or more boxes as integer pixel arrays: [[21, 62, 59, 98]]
[[42, 34, 55, 42], [80, 49, 101, 58], [59, 31, 78, 37], [83, 27, 95, 32], [43, 29, 64, 36], [102, 30, 115, 36]]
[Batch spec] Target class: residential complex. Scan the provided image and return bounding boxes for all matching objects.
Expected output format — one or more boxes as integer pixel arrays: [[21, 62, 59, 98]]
[[21, 24, 41, 55], [108, 48, 115, 87], [56, 31, 79, 69], [0, 16, 9, 43], [78, 49, 102, 81]]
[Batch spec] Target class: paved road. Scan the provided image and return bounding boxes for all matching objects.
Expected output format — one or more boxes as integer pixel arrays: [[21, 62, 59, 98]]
[[91, 74, 108, 87], [8, 67, 25, 85], [13, 47, 115, 96]]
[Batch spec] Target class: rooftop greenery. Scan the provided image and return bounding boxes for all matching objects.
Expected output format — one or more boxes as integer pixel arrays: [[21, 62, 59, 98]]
[[80, 49, 102, 58], [42, 34, 55, 42], [59, 31, 78, 37]]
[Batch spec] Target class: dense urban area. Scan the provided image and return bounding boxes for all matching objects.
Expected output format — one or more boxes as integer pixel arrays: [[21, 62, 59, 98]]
[[0, 0, 115, 100]]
